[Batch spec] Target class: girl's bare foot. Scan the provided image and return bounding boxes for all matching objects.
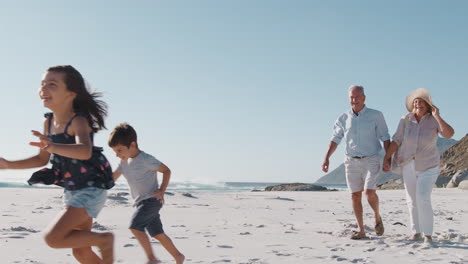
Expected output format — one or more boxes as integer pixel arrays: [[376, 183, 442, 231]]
[[175, 253, 185, 264], [98, 232, 114, 264]]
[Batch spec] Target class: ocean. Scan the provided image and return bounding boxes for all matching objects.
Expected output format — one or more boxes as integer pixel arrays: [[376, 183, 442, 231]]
[[0, 179, 347, 193]]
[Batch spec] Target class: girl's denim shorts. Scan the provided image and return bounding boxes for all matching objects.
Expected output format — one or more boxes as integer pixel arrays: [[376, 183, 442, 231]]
[[64, 187, 107, 218]]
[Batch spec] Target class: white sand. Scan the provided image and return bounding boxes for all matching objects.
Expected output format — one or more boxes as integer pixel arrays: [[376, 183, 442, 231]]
[[0, 187, 467, 264]]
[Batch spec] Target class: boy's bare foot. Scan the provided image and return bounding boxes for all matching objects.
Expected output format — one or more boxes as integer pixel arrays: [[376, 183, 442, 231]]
[[98, 232, 114, 264], [175, 253, 185, 264]]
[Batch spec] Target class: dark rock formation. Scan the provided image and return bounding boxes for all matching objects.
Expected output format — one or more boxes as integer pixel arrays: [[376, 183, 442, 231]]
[[437, 134, 468, 187], [446, 170, 468, 189], [264, 183, 335, 191]]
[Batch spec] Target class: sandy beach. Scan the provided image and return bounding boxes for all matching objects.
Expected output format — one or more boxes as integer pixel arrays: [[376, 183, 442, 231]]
[[0, 187, 467, 264]]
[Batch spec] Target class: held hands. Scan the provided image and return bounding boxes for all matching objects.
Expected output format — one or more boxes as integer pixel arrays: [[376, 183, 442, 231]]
[[153, 189, 165, 204], [382, 156, 391, 172], [29, 130, 53, 152]]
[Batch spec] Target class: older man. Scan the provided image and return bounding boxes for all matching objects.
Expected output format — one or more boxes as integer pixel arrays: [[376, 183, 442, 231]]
[[322, 85, 390, 239]]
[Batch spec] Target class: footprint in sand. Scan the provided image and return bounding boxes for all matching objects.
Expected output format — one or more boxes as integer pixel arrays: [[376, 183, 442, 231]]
[[1, 226, 39, 239], [15, 259, 44, 264], [6, 227, 40, 233], [211, 260, 231, 263], [266, 244, 286, 247], [35, 206, 52, 210], [217, 245, 233, 248], [330, 255, 347, 262], [92, 222, 111, 231], [269, 197, 295, 201], [364, 247, 376, 252], [349, 258, 367, 263], [299, 246, 314, 250]]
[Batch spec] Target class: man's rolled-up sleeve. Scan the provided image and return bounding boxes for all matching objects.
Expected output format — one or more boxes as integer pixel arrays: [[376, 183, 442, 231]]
[[331, 117, 344, 145], [377, 112, 391, 142]]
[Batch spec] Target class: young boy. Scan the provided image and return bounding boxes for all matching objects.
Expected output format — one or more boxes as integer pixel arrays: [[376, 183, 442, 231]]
[[108, 123, 185, 264]]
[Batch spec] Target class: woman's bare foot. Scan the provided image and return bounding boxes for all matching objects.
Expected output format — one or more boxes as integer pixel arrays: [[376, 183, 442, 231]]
[[98, 232, 114, 264], [424, 236, 434, 246], [408, 233, 422, 241], [175, 253, 185, 264]]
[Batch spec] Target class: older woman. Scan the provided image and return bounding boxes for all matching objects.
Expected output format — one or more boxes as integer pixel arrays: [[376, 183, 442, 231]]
[[383, 88, 454, 245]]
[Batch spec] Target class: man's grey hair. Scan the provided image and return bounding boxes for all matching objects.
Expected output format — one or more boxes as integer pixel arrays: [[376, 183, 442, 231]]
[[348, 85, 365, 96]]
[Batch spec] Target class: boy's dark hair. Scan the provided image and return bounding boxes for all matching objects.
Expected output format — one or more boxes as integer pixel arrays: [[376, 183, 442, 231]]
[[47, 65, 107, 132], [108, 123, 138, 148]]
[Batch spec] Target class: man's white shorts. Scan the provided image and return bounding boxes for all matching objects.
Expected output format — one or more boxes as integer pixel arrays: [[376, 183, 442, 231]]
[[344, 155, 381, 193]]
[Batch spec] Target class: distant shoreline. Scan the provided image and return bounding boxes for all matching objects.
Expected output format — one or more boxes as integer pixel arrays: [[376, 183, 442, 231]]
[[0, 181, 348, 193]]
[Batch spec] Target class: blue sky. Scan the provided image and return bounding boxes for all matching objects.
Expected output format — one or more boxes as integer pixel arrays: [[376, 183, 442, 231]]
[[0, 1, 467, 184]]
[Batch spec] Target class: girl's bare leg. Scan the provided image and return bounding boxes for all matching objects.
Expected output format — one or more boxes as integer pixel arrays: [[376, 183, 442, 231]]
[[72, 217, 102, 264], [44, 207, 114, 264]]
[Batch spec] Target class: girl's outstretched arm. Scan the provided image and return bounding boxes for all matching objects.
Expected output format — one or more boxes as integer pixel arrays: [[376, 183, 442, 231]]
[[30, 116, 93, 160], [0, 151, 50, 169], [0, 118, 51, 169]]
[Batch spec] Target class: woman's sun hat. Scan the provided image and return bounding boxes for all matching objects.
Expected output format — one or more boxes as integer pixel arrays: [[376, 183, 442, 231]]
[[405, 88, 433, 112]]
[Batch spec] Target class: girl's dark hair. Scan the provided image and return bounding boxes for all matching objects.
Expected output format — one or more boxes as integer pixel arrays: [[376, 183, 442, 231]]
[[47, 65, 107, 132]]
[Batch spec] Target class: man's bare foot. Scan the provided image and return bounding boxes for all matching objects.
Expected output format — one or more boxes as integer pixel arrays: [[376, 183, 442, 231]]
[[175, 253, 185, 264], [350, 231, 368, 240], [98, 232, 114, 264]]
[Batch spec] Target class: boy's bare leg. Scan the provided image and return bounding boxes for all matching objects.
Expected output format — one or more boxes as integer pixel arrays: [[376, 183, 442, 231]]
[[154, 233, 185, 264], [130, 229, 161, 263], [72, 218, 102, 264], [44, 207, 114, 264]]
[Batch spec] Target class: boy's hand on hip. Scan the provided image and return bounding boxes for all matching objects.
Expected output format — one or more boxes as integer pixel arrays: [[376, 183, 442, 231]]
[[153, 189, 165, 204]]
